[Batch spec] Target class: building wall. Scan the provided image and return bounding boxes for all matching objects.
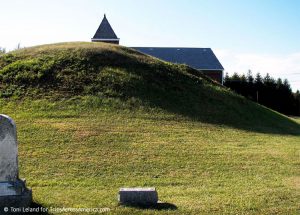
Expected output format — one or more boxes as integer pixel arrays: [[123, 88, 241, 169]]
[[200, 70, 223, 84]]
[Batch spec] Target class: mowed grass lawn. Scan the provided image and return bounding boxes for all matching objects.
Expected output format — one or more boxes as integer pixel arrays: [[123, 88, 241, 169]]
[[1, 98, 299, 215]]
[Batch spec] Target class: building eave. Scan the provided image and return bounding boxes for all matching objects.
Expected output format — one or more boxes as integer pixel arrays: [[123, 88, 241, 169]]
[[198, 69, 224, 71], [91, 38, 120, 41]]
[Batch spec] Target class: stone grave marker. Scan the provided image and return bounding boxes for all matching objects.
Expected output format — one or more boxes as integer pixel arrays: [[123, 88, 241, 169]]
[[0, 114, 32, 209], [118, 187, 158, 205]]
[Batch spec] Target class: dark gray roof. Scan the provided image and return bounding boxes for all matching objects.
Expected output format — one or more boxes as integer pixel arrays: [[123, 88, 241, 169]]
[[131, 47, 224, 70], [93, 14, 118, 39]]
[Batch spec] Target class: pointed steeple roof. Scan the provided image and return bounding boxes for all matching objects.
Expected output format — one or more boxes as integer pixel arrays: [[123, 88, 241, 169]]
[[92, 14, 119, 43]]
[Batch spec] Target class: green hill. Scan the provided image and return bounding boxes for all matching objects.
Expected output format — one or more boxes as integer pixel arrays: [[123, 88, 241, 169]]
[[0, 42, 299, 214], [0, 42, 299, 134]]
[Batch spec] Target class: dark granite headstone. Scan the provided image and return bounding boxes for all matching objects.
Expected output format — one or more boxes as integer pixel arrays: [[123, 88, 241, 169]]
[[118, 187, 158, 205]]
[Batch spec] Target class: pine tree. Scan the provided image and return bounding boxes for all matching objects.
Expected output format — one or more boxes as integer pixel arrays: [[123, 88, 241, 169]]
[[246, 70, 254, 84], [255, 73, 263, 84], [276, 78, 283, 88], [224, 72, 230, 86], [232, 72, 240, 81]]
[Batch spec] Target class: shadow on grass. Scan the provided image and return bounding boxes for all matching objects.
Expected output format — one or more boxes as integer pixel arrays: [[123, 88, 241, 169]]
[[120, 202, 177, 211], [118, 64, 300, 136]]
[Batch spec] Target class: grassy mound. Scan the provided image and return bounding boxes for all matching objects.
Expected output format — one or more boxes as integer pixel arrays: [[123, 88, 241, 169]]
[[0, 42, 299, 214], [0, 42, 299, 134], [0, 42, 209, 97]]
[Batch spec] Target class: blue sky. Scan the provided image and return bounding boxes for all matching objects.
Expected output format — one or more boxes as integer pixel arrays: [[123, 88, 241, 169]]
[[1, 0, 300, 91]]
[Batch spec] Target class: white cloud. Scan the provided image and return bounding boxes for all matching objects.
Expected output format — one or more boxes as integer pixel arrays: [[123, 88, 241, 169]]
[[214, 49, 300, 91]]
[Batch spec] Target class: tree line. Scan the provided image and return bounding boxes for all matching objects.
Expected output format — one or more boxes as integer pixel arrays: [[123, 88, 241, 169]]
[[224, 71, 300, 116]]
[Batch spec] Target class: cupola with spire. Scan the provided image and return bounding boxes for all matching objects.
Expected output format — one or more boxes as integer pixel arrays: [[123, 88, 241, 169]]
[[91, 14, 120, 44]]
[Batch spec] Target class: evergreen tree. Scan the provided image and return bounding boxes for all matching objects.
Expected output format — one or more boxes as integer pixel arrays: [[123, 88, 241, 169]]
[[254, 73, 263, 103], [255, 73, 263, 85], [224, 72, 299, 116], [283, 79, 291, 91], [246, 70, 254, 84], [276, 78, 283, 88], [263, 73, 274, 84], [294, 90, 300, 115], [246, 70, 255, 100], [232, 72, 240, 81], [224, 72, 230, 86]]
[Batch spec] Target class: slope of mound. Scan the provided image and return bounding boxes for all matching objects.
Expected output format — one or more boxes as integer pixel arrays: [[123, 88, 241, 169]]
[[0, 42, 299, 214], [0, 42, 299, 134]]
